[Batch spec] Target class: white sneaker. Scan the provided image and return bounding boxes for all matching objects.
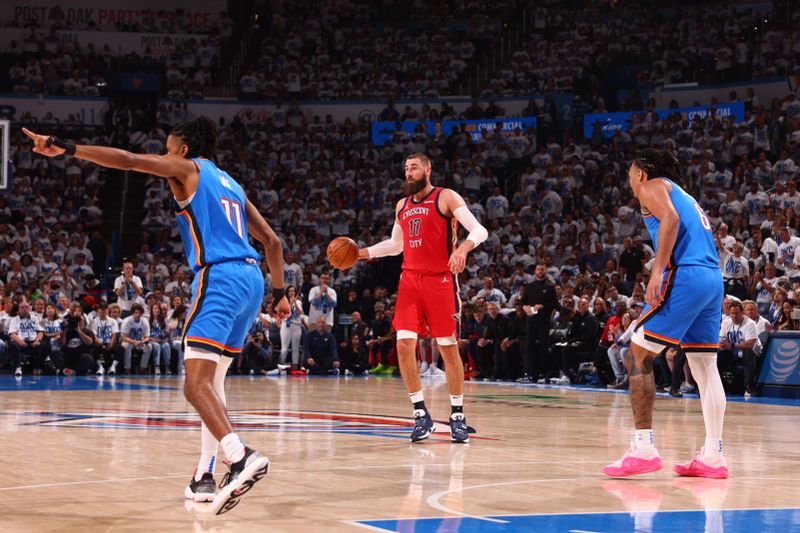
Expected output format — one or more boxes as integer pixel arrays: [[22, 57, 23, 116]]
[[96, 367, 105, 376], [344, 369, 353, 376], [419, 361, 429, 374], [266, 368, 280, 375], [14, 367, 22, 378], [431, 365, 445, 376], [108, 366, 117, 376], [209, 448, 269, 515], [155, 367, 161, 376], [248, 369, 255, 376], [166, 369, 173, 376]]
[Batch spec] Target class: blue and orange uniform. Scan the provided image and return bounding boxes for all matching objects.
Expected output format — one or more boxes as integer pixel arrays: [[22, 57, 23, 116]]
[[634, 178, 724, 352], [176, 158, 264, 357]]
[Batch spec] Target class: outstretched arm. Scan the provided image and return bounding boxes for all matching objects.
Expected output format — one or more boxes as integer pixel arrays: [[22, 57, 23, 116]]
[[23, 128, 195, 181]]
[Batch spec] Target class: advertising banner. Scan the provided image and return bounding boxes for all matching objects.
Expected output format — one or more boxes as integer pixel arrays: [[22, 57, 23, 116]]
[[583, 101, 745, 139], [370, 117, 537, 146], [3, 0, 223, 30]]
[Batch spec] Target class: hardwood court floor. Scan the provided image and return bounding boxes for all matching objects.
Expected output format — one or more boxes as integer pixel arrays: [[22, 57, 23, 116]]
[[0, 374, 798, 533]]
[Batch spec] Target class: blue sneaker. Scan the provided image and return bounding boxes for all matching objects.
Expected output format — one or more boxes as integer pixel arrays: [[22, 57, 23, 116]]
[[449, 413, 469, 443], [410, 410, 435, 442]]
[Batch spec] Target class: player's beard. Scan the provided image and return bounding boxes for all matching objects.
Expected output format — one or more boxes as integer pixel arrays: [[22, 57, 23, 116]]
[[404, 176, 427, 196]]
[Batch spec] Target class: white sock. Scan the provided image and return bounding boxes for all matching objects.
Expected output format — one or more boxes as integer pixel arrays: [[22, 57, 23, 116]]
[[196, 357, 232, 477], [409, 390, 424, 405], [195, 422, 218, 481], [687, 353, 726, 456], [634, 429, 655, 452], [97, 361, 104, 369], [449, 394, 463, 407], [703, 437, 723, 459], [220, 433, 245, 463], [110, 361, 118, 369]]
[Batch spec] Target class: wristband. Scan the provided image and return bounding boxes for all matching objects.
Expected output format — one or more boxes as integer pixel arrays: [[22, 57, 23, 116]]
[[271, 287, 285, 306], [45, 136, 77, 156]]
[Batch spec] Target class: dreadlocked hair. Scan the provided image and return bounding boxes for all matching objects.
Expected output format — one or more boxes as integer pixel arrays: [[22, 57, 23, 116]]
[[632, 148, 683, 187], [171, 116, 218, 162]]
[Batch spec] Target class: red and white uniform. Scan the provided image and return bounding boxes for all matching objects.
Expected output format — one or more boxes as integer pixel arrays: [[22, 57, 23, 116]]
[[394, 187, 460, 337]]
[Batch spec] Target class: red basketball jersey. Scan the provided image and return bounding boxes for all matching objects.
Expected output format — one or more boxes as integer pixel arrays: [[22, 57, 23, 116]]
[[398, 187, 456, 274]]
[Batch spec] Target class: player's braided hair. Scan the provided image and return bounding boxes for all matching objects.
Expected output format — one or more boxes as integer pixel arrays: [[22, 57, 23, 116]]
[[171, 116, 218, 162], [632, 148, 683, 187]]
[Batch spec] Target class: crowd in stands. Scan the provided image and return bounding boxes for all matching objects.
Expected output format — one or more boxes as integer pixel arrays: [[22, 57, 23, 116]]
[[4, 10, 233, 98], [483, 3, 800, 99], [240, 0, 513, 100]]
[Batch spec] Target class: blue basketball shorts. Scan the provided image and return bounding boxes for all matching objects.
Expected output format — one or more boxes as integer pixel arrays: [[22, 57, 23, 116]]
[[633, 266, 724, 353], [183, 259, 264, 357]]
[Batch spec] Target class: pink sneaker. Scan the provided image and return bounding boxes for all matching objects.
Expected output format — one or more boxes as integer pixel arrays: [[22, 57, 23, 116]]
[[603, 444, 663, 477], [673, 451, 728, 479]]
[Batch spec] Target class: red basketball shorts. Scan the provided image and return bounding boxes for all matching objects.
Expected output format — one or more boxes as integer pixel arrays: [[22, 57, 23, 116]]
[[393, 270, 461, 338]]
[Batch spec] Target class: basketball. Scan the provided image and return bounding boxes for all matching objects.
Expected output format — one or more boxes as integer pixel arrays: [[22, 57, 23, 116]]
[[327, 236, 359, 269]]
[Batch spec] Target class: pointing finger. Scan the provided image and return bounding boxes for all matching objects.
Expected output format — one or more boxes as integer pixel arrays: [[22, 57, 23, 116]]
[[22, 127, 36, 139]]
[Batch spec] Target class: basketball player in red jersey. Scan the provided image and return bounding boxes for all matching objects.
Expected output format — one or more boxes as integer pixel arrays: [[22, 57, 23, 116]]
[[355, 152, 488, 443]]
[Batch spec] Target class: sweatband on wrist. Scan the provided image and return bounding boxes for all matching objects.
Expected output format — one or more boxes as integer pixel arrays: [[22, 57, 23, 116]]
[[271, 287, 286, 306], [46, 136, 77, 156]]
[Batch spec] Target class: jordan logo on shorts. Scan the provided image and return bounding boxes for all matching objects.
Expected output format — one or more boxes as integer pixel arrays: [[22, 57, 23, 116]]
[[442, 276, 448, 283]]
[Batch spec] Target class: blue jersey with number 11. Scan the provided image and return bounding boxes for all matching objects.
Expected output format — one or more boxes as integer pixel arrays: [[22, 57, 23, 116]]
[[174, 158, 259, 272], [641, 178, 718, 269]]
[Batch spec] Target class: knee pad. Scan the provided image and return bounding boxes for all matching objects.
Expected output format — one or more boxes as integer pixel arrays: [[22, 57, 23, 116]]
[[435, 336, 457, 346], [397, 330, 418, 341]]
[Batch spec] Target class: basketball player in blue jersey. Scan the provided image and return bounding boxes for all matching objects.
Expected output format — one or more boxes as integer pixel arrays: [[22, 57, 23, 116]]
[[604, 149, 729, 479], [23, 119, 291, 513]]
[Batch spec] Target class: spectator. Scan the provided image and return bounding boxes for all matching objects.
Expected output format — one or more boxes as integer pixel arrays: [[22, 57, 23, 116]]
[[478, 302, 510, 380], [8, 300, 45, 377], [241, 330, 276, 375], [340, 333, 369, 376], [308, 271, 336, 329], [607, 312, 636, 389], [718, 300, 759, 394], [114, 262, 144, 317], [120, 304, 152, 374], [279, 285, 306, 372], [367, 305, 395, 374], [59, 302, 95, 376], [303, 316, 340, 375], [168, 305, 187, 375], [556, 297, 599, 384], [90, 302, 122, 376], [40, 302, 64, 373], [742, 299, 772, 395], [147, 303, 171, 375], [473, 276, 507, 307]]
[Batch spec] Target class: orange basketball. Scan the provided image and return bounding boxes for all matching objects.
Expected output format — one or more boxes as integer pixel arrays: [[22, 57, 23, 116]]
[[327, 236, 359, 270]]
